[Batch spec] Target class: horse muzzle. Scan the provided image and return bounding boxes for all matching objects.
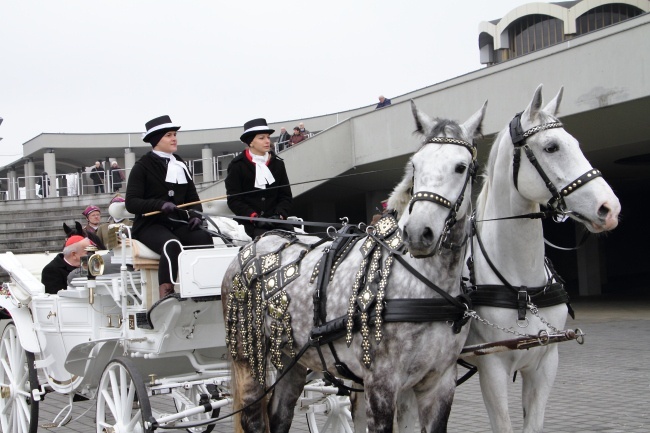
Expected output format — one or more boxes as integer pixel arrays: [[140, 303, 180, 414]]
[[403, 222, 438, 257]]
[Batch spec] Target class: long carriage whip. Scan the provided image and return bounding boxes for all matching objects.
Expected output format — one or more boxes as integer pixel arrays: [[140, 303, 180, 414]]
[[142, 167, 402, 217]]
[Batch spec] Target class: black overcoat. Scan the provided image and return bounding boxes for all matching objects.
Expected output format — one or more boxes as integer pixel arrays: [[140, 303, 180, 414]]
[[125, 152, 203, 238], [41, 253, 76, 294], [225, 150, 293, 236]]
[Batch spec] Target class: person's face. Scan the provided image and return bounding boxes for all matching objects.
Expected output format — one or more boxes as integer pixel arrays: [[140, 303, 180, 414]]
[[87, 210, 101, 225], [379, 96, 385, 103], [299, 123, 304, 129], [281, 128, 286, 133], [249, 133, 271, 156], [293, 129, 300, 135], [154, 131, 178, 153], [67, 238, 92, 267], [95, 161, 101, 168]]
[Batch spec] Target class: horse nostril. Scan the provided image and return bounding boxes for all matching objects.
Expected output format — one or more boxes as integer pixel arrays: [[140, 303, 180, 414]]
[[422, 227, 434, 245], [597, 204, 610, 220]]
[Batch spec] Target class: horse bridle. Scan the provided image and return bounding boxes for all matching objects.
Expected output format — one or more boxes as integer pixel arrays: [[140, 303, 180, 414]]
[[509, 112, 602, 220], [407, 136, 477, 255]]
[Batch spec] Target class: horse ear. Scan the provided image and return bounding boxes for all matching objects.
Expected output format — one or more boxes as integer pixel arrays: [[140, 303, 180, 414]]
[[462, 100, 488, 141], [543, 86, 563, 116], [522, 84, 544, 123], [63, 223, 71, 236], [410, 100, 433, 139], [75, 221, 84, 233], [387, 159, 414, 219]]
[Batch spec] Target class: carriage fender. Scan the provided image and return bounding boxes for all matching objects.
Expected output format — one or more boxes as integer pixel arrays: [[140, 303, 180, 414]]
[[0, 298, 42, 354]]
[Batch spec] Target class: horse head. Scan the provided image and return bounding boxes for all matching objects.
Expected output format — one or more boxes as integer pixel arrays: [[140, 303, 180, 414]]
[[388, 100, 487, 257], [501, 84, 620, 232], [63, 221, 104, 249]]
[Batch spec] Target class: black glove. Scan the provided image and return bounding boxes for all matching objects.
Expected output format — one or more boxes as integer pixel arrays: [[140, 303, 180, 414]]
[[255, 214, 282, 230], [161, 202, 177, 214], [188, 217, 202, 230]]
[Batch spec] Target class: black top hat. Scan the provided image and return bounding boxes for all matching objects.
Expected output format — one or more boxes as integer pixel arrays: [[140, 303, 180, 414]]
[[142, 115, 181, 143], [240, 118, 275, 144]]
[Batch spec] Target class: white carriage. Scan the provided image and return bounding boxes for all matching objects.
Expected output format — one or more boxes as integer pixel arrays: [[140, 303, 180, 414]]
[[0, 201, 351, 433]]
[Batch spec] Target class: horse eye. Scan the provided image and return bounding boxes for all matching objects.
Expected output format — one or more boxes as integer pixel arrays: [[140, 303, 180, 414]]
[[455, 163, 467, 174], [544, 144, 559, 153]]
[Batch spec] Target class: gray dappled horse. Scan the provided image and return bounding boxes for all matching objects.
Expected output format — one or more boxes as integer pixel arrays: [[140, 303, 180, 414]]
[[463, 85, 620, 433], [221, 100, 487, 433]]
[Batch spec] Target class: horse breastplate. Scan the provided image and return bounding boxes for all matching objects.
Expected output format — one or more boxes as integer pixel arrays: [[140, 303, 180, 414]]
[[225, 237, 307, 385]]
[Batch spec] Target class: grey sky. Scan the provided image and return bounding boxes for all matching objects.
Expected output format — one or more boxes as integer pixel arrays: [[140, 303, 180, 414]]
[[0, 0, 526, 168]]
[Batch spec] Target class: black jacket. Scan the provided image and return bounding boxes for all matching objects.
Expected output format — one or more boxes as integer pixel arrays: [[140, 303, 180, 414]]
[[225, 150, 292, 235], [41, 253, 76, 294], [125, 152, 203, 238]]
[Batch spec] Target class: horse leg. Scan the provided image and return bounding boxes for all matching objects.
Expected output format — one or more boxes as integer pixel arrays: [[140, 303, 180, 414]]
[[350, 390, 368, 432], [364, 379, 396, 433], [267, 361, 307, 433], [395, 389, 417, 432], [413, 367, 457, 433], [477, 359, 515, 433], [231, 356, 269, 433], [520, 347, 559, 433]]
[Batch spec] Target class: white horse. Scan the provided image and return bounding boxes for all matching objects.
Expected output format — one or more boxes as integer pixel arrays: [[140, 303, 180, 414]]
[[463, 85, 620, 433], [222, 100, 487, 433]]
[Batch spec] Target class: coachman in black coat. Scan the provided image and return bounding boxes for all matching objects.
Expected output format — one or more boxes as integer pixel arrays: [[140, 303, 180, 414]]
[[225, 149, 293, 238]]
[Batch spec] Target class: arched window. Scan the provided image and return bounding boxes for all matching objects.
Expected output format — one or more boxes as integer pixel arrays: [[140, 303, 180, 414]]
[[507, 15, 564, 60], [576, 3, 644, 35]]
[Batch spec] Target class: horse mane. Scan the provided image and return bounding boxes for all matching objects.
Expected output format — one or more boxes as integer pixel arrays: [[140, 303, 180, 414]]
[[475, 127, 506, 221], [387, 158, 414, 218], [388, 119, 464, 218]]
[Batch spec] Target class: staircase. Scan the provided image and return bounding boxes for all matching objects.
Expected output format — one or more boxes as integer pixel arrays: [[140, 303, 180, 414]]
[[0, 194, 114, 255]]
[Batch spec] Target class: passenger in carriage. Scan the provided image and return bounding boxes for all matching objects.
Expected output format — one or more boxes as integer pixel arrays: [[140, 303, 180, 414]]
[[225, 118, 293, 238], [80, 205, 107, 250], [41, 235, 93, 294], [125, 115, 212, 299]]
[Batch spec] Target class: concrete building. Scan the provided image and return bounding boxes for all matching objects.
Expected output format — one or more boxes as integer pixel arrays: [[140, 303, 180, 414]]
[[1, 0, 648, 298]]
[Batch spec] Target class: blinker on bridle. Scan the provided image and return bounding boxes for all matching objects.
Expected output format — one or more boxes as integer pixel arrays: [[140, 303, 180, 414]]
[[509, 112, 602, 221], [407, 136, 478, 254]]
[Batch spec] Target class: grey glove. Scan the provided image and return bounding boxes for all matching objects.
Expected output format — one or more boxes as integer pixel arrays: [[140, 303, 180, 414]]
[[161, 202, 177, 214]]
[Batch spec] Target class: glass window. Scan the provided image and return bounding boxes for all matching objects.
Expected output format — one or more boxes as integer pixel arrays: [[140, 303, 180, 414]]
[[576, 3, 644, 35], [506, 15, 565, 60]]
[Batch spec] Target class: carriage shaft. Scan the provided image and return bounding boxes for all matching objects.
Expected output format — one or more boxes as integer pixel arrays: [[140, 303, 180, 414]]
[[459, 330, 579, 358]]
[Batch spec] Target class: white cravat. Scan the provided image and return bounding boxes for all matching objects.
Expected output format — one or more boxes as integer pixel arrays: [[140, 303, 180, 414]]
[[153, 150, 190, 184], [250, 152, 275, 189]]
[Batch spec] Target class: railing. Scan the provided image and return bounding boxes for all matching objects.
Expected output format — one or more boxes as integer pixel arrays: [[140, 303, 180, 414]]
[[191, 153, 238, 185]]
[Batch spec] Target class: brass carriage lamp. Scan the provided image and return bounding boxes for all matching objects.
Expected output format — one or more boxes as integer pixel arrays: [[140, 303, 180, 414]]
[[80, 244, 104, 305]]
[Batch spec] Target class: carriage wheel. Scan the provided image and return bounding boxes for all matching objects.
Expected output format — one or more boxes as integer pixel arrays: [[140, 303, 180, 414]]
[[172, 384, 220, 433], [0, 322, 39, 433], [96, 357, 153, 433], [303, 380, 353, 433]]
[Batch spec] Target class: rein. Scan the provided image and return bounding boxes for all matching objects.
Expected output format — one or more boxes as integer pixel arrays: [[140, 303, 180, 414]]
[[509, 112, 603, 219]]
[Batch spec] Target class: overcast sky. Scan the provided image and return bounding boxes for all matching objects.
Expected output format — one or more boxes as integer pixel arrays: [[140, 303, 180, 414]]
[[0, 0, 527, 168]]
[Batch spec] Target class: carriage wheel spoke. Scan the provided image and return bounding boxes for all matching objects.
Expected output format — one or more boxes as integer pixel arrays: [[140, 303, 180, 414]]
[[100, 387, 118, 419]]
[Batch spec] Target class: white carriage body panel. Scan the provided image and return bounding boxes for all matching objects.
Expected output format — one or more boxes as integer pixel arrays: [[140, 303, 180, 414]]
[[178, 246, 239, 297]]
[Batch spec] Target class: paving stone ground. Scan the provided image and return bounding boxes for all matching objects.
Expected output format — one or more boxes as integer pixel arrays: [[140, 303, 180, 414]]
[[35, 295, 650, 432]]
